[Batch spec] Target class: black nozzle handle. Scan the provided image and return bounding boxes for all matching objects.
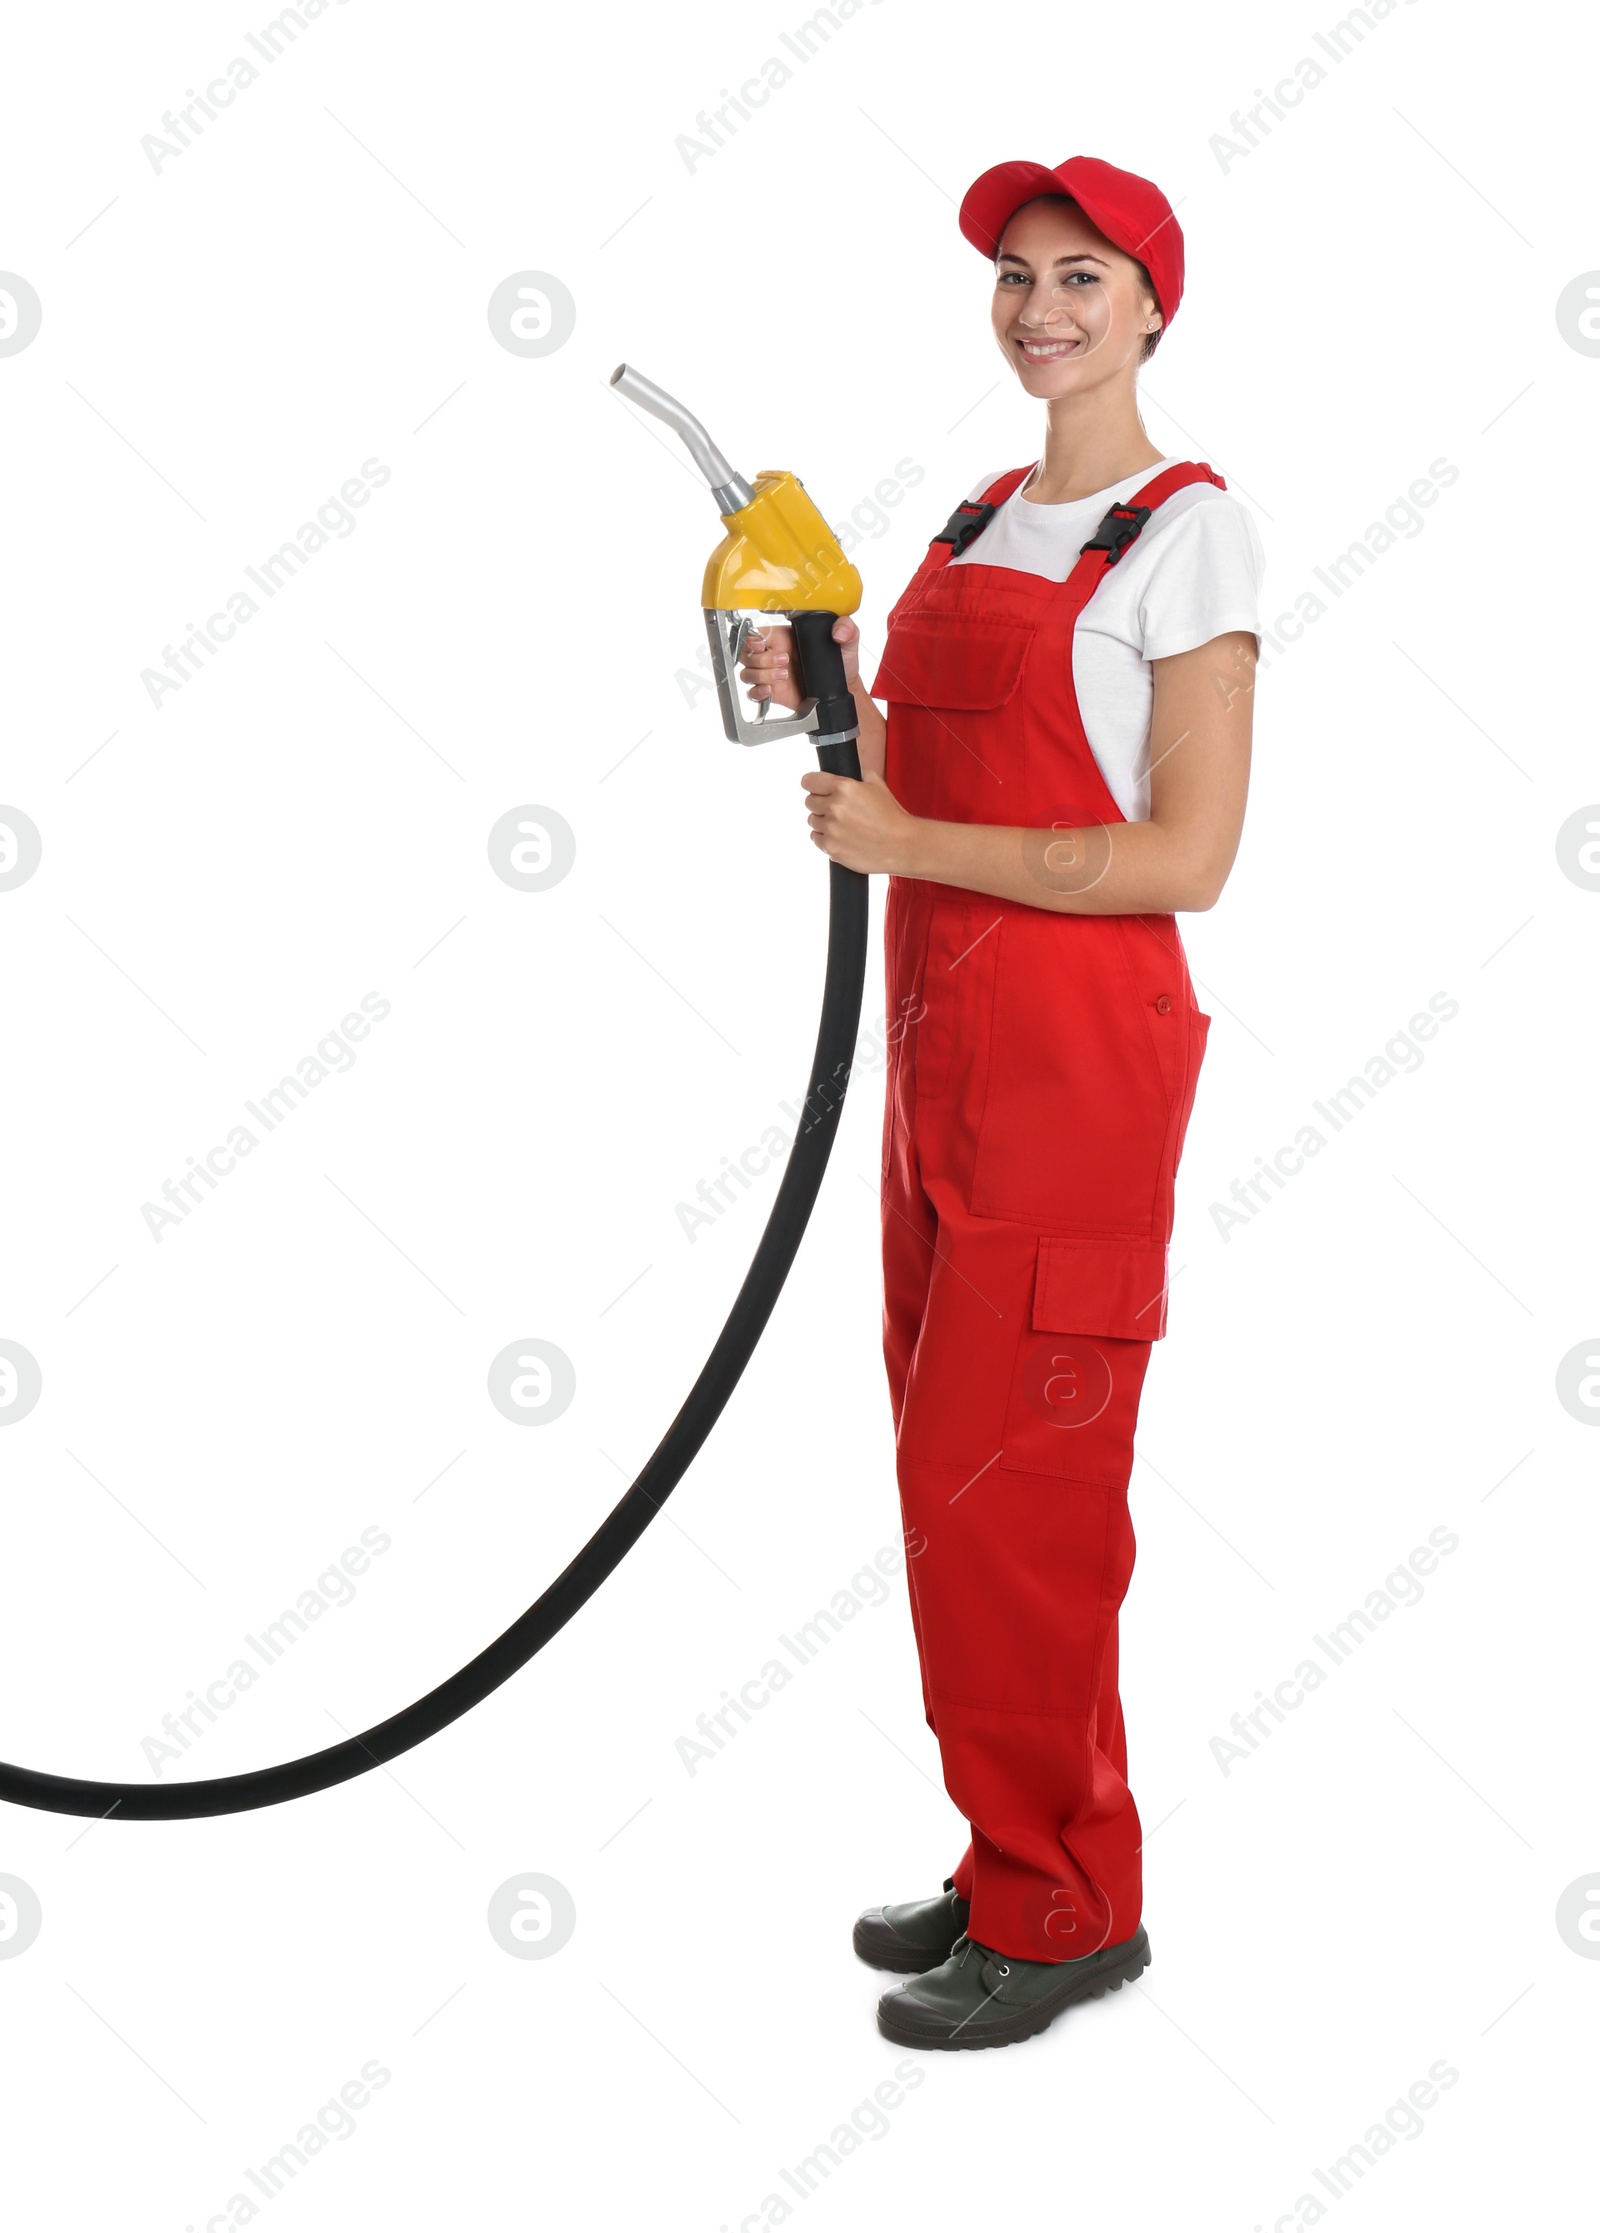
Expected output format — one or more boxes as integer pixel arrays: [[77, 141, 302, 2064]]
[[788, 611, 860, 770]]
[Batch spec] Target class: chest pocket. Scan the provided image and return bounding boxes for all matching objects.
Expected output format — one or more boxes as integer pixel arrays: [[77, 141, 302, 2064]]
[[874, 615, 1037, 823], [872, 614, 1035, 713]]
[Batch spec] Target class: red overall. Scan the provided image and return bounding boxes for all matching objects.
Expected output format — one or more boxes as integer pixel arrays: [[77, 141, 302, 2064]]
[[868, 462, 1220, 1963]]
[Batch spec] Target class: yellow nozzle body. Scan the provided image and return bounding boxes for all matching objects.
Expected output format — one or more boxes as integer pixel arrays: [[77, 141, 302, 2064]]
[[702, 472, 862, 616]]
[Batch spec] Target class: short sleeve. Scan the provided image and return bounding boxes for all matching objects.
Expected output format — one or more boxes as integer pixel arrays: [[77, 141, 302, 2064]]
[[1134, 495, 1266, 662]]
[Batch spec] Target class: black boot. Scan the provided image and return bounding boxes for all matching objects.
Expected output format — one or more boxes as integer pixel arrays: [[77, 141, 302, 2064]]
[[876, 1927, 1152, 2050], [853, 1878, 971, 1973]]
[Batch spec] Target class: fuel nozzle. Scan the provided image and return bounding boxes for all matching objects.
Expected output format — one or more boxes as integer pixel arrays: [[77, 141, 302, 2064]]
[[609, 363, 756, 516], [610, 363, 862, 753]]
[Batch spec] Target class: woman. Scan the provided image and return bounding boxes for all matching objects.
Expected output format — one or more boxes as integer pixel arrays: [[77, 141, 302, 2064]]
[[741, 154, 1262, 2052]]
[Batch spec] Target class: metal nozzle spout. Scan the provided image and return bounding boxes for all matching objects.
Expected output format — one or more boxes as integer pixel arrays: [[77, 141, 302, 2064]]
[[609, 363, 755, 514]]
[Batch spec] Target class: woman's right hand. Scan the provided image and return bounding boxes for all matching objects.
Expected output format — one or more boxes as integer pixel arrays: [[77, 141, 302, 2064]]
[[738, 616, 862, 712]]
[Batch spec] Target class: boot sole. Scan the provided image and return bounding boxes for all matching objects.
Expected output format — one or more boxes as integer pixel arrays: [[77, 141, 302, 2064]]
[[875, 1928, 1151, 2050], [852, 1917, 961, 1974]]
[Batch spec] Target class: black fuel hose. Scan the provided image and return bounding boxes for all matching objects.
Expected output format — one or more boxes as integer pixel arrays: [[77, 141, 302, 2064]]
[[0, 702, 866, 1820]]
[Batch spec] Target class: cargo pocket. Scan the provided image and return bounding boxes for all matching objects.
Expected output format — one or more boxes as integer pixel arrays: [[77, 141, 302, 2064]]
[[999, 1238, 1165, 1483]]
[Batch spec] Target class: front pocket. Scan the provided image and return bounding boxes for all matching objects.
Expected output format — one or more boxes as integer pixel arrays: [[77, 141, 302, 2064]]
[[999, 1237, 1162, 1482], [1173, 1008, 1211, 1174], [970, 913, 1173, 1235]]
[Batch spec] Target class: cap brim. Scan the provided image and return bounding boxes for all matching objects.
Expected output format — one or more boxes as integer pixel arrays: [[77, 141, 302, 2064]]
[[957, 161, 1070, 259]]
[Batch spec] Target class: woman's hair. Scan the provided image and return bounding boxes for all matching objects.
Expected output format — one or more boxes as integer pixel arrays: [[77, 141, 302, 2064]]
[[1132, 259, 1163, 361]]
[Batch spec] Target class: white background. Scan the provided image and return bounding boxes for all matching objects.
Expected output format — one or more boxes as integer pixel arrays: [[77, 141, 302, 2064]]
[[1, 1, 1595, 2226]]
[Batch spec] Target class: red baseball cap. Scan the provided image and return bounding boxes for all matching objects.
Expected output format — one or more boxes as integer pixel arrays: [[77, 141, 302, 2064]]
[[958, 155, 1185, 327]]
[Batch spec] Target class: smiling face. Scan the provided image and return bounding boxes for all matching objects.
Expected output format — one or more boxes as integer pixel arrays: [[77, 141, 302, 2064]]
[[991, 196, 1161, 397]]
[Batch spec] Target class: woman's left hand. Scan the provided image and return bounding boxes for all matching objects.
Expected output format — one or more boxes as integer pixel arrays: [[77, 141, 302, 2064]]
[[801, 769, 922, 875]]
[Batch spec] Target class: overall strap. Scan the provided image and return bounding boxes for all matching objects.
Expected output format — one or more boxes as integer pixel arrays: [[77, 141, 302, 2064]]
[[1057, 460, 1227, 618], [1076, 461, 1227, 567], [926, 466, 1035, 563]]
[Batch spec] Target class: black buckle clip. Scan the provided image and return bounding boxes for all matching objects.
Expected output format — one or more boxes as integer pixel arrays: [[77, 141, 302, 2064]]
[[933, 499, 995, 557], [1080, 502, 1151, 566]]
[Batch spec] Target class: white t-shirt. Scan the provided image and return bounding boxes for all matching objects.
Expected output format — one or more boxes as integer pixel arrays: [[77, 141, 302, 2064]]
[[948, 458, 1265, 821]]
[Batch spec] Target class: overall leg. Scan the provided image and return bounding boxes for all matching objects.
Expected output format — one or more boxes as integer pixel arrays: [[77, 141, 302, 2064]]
[[879, 883, 941, 1738], [948, 1614, 1128, 1910], [891, 1201, 1152, 1964]]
